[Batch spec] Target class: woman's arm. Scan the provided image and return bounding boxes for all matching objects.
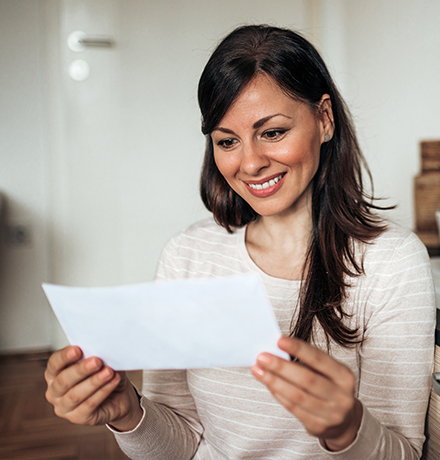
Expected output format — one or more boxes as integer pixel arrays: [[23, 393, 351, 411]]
[[350, 232, 435, 459], [252, 231, 435, 459]]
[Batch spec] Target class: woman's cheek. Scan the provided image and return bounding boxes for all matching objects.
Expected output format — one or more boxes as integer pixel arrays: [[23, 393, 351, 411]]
[[214, 153, 239, 181]]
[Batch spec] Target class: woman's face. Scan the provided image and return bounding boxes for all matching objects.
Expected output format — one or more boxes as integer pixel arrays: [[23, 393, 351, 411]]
[[211, 74, 333, 220]]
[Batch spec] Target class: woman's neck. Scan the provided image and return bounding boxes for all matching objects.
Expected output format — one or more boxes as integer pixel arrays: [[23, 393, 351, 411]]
[[245, 205, 313, 281]]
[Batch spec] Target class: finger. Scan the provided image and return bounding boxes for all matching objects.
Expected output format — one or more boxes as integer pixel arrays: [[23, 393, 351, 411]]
[[278, 337, 355, 389], [49, 356, 104, 399], [275, 393, 330, 438], [257, 371, 352, 440], [45, 346, 83, 383], [254, 354, 335, 400], [252, 364, 330, 416], [277, 391, 358, 442], [73, 373, 122, 425], [252, 358, 335, 402], [59, 368, 121, 422]]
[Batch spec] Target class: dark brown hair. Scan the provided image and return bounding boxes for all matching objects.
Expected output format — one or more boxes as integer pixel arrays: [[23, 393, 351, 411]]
[[198, 25, 389, 348]]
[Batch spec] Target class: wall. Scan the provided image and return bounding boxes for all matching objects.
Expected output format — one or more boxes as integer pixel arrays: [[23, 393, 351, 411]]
[[0, 1, 51, 352]]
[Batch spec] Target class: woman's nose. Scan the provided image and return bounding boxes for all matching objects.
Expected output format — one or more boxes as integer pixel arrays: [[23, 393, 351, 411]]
[[240, 143, 270, 176]]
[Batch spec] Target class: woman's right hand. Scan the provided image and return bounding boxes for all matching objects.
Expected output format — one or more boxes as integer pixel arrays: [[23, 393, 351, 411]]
[[44, 345, 143, 431]]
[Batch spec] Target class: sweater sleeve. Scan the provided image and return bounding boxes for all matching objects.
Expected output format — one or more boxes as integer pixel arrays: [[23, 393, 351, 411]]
[[321, 231, 436, 459], [112, 235, 204, 460]]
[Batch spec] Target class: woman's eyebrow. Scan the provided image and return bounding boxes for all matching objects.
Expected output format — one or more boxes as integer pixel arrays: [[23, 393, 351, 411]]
[[213, 127, 235, 135], [252, 113, 292, 129], [252, 113, 291, 129], [214, 113, 292, 134]]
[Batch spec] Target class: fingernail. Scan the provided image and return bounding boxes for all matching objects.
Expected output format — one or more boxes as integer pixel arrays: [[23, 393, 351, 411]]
[[257, 354, 272, 365], [252, 366, 265, 377], [98, 367, 113, 380], [67, 348, 79, 360], [85, 358, 100, 371]]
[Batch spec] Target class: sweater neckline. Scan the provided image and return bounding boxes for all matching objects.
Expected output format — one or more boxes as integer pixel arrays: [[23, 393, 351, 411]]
[[235, 225, 302, 288]]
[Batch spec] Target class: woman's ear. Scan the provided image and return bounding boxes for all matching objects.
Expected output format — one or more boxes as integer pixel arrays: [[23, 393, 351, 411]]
[[318, 94, 334, 142]]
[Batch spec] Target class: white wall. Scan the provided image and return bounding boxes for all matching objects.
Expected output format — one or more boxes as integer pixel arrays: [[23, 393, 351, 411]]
[[1, 0, 439, 353], [0, 1, 52, 352]]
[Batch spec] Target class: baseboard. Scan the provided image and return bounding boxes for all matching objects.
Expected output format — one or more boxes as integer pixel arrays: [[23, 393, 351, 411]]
[[0, 348, 52, 362]]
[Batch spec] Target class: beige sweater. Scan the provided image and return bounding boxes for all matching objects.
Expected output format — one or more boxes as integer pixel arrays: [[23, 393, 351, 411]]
[[113, 218, 435, 459]]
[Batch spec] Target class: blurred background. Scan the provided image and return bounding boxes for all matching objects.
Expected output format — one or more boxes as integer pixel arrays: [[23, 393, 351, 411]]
[[1, 0, 439, 355]]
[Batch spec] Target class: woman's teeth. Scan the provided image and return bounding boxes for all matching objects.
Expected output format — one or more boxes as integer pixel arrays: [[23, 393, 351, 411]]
[[248, 174, 284, 190]]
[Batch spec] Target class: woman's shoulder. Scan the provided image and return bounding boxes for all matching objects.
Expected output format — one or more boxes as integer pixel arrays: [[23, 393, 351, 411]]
[[156, 217, 245, 280], [368, 220, 424, 249], [363, 220, 430, 270], [178, 216, 237, 241], [164, 216, 239, 254], [182, 216, 231, 236]]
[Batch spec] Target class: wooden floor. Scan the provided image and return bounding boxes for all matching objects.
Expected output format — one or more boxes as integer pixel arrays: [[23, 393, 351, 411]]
[[0, 354, 142, 460]]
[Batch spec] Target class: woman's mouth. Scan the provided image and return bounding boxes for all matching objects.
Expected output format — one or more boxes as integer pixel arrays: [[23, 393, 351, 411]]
[[244, 173, 286, 198], [247, 173, 285, 190]]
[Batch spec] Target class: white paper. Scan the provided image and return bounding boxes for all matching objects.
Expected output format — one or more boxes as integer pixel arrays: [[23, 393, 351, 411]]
[[42, 274, 288, 370]]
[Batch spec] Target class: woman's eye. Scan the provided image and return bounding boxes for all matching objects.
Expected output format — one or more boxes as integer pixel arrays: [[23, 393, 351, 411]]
[[217, 138, 237, 149], [263, 129, 287, 140]]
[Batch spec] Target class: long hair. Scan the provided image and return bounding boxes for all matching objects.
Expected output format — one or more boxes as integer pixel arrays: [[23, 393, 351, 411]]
[[198, 25, 388, 348]]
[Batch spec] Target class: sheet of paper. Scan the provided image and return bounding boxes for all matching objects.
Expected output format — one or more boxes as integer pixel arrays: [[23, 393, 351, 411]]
[[42, 274, 289, 370]]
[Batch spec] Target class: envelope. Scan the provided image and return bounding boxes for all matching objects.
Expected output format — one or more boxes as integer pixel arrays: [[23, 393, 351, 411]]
[[42, 274, 288, 370]]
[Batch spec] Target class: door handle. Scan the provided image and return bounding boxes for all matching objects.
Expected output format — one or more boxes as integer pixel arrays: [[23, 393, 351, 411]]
[[68, 31, 114, 52]]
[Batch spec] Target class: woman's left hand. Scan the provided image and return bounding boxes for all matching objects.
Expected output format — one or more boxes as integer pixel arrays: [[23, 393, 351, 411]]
[[251, 336, 363, 452]]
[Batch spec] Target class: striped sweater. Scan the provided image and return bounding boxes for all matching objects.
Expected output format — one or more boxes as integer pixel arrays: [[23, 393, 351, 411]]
[[113, 217, 435, 459]]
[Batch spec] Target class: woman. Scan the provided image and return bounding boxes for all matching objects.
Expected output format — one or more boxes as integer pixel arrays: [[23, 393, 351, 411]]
[[45, 25, 435, 459]]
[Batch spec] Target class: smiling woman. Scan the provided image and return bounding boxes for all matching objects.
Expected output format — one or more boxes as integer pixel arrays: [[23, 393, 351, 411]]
[[211, 74, 328, 219], [44, 24, 435, 460]]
